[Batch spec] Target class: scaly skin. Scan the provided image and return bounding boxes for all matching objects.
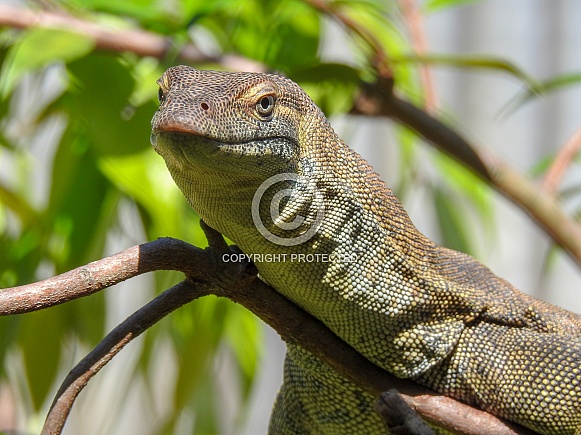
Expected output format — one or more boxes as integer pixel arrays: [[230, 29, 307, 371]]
[[151, 65, 581, 434]]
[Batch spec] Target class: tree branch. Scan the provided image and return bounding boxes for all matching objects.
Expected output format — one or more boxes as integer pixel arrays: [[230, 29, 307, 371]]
[[0, 237, 208, 315], [0, 4, 266, 72], [1, 234, 536, 435]]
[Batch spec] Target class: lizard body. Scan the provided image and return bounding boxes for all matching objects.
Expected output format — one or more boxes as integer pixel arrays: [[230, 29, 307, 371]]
[[151, 65, 581, 434]]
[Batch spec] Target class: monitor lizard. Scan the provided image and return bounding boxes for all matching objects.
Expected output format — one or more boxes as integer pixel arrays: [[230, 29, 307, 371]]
[[150, 65, 581, 434]]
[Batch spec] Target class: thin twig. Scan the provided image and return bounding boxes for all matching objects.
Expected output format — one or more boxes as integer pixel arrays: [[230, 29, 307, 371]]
[[41, 279, 210, 435], [303, 0, 392, 77], [399, 0, 437, 112], [542, 125, 581, 194]]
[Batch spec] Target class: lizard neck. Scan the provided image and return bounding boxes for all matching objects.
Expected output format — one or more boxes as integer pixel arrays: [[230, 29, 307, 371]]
[[170, 166, 262, 237]]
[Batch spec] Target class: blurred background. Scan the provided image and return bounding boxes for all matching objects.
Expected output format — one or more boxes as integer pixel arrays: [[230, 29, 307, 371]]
[[1, 0, 581, 434]]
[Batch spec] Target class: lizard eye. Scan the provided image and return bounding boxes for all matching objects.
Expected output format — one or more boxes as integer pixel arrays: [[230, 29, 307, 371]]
[[256, 95, 275, 118], [157, 87, 166, 104]]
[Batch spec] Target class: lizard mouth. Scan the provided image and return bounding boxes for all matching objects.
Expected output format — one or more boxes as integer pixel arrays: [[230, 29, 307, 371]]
[[151, 131, 225, 166], [152, 130, 298, 175], [152, 129, 297, 155], [151, 115, 297, 150], [150, 129, 214, 148]]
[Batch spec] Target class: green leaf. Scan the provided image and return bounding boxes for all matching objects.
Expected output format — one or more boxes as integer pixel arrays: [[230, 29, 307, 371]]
[[529, 153, 555, 178], [392, 53, 541, 93], [98, 151, 192, 239], [289, 63, 360, 84], [432, 186, 474, 254], [392, 125, 419, 199], [172, 298, 227, 412], [66, 54, 154, 156], [435, 152, 492, 222], [0, 28, 94, 98], [67, 0, 166, 23], [289, 63, 360, 116], [206, 0, 320, 71], [424, 0, 482, 13], [224, 304, 261, 397], [0, 316, 21, 379], [0, 182, 38, 227], [191, 375, 219, 435], [21, 308, 65, 410], [502, 72, 581, 115], [336, 1, 418, 93], [266, 1, 320, 70], [46, 123, 117, 273]]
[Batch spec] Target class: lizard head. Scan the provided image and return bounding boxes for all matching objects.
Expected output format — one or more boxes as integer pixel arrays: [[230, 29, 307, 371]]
[[150, 66, 338, 243], [151, 65, 324, 177]]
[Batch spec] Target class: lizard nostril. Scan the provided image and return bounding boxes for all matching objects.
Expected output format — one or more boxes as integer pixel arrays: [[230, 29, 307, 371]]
[[200, 102, 210, 111]]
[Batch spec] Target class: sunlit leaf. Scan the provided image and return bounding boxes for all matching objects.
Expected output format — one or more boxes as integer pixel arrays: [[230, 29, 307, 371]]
[[98, 151, 192, 239], [432, 186, 474, 254], [67, 0, 166, 22], [435, 152, 492, 223]]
